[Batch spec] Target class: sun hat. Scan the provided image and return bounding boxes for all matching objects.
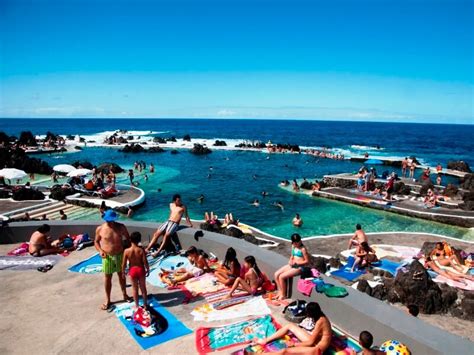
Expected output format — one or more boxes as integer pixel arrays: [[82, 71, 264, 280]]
[[103, 209, 118, 222]]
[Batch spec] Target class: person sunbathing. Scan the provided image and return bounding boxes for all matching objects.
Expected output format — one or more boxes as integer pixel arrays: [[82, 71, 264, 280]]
[[225, 256, 263, 298], [255, 302, 332, 354], [161, 246, 210, 285], [351, 242, 378, 272], [430, 242, 465, 273], [424, 189, 438, 208], [215, 247, 241, 286], [424, 257, 474, 284], [274, 233, 309, 301], [28, 224, 61, 257]]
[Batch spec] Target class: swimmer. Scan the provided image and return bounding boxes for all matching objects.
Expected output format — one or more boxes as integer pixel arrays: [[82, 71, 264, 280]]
[[144, 174, 148, 182], [274, 201, 284, 211], [292, 213, 303, 227], [253, 175, 257, 180], [261, 191, 269, 197], [157, 188, 162, 192], [197, 194, 205, 203], [252, 199, 260, 207]]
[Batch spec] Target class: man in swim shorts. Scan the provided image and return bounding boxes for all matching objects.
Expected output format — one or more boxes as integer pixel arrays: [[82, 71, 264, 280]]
[[347, 224, 368, 249], [95, 210, 132, 310], [146, 194, 193, 256]]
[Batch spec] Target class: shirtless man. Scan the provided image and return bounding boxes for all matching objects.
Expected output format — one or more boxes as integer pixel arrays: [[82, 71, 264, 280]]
[[347, 224, 368, 249], [94, 210, 131, 310], [28, 224, 60, 256], [401, 157, 408, 178], [146, 194, 192, 256], [349, 331, 386, 355]]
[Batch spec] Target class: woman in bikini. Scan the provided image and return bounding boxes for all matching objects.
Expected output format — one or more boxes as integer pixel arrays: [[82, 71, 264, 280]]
[[351, 242, 378, 272], [225, 256, 263, 298], [430, 242, 465, 273], [424, 257, 474, 283], [255, 302, 332, 354], [274, 233, 310, 301], [215, 247, 241, 286], [28, 224, 61, 257]]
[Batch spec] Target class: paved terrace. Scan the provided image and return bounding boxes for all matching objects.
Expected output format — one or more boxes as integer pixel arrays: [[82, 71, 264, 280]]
[[312, 187, 474, 228], [1, 221, 473, 354]]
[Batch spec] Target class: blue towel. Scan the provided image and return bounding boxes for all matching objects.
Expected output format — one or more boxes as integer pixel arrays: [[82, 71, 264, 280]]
[[372, 259, 402, 276], [114, 296, 192, 350], [330, 256, 365, 282], [68, 253, 103, 274]]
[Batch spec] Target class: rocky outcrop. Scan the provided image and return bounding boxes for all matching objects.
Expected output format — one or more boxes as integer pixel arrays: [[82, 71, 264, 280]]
[[18, 131, 38, 146], [153, 137, 166, 144], [213, 140, 227, 146], [170, 150, 179, 154], [300, 180, 313, 190], [72, 161, 94, 170], [461, 173, 474, 190], [120, 144, 145, 153], [50, 185, 75, 201], [0, 147, 53, 175], [447, 161, 471, 173], [96, 163, 124, 174], [119, 144, 165, 153], [12, 187, 45, 201], [308, 256, 328, 273], [199, 222, 268, 246], [385, 260, 457, 314], [459, 191, 474, 211], [444, 184, 459, 198], [183, 134, 191, 142], [235, 142, 267, 149], [393, 181, 411, 195], [321, 176, 356, 189], [191, 144, 212, 155]]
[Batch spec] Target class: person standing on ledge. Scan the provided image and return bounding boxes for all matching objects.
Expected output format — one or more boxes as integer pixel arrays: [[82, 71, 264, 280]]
[[146, 194, 193, 256], [94, 210, 132, 311]]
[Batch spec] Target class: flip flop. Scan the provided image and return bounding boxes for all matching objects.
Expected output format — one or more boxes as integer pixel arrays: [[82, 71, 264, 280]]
[[100, 303, 114, 312], [123, 296, 133, 303], [37, 264, 54, 273]]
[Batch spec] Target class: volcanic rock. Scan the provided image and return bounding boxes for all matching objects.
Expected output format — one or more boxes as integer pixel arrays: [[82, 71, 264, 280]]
[[447, 161, 471, 173], [12, 187, 45, 201], [191, 143, 212, 155]]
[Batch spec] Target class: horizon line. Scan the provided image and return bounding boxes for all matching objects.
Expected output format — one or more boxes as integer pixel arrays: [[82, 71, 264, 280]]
[[0, 117, 473, 126]]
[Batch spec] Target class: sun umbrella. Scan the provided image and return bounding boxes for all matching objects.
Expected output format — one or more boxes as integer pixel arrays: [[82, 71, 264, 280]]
[[364, 159, 384, 165], [53, 164, 76, 173], [67, 168, 92, 177], [0, 168, 27, 180]]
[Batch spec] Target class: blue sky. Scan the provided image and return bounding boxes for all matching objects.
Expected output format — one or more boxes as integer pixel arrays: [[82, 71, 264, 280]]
[[0, 0, 472, 123]]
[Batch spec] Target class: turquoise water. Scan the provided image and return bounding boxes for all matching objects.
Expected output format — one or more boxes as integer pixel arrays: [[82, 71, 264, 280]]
[[40, 146, 472, 241]]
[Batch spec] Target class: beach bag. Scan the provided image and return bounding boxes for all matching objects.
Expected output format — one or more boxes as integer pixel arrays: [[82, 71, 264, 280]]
[[283, 300, 307, 323], [297, 278, 314, 297], [300, 266, 313, 279], [323, 286, 348, 298]]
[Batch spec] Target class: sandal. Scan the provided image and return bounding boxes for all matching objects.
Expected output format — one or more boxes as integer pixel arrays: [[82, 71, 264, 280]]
[[37, 264, 54, 273], [100, 302, 115, 312]]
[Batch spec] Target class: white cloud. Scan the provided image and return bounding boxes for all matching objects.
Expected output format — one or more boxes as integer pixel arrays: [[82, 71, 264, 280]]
[[216, 109, 237, 117]]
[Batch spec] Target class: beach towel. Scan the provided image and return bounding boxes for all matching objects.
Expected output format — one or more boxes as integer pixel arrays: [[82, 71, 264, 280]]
[[68, 253, 103, 274], [7, 242, 30, 256], [330, 257, 365, 281], [297, 278, 314, 296], [432, 275, 474, 291], [191, 296, 271, 322], [182, 273, 227, 297], [114, 296, 192, 350], [341, 245, 420, 261], [195, 315, 277, 353], [230, 325, 362, 355], [146, 255, 191, 287], [432, 258, 470, 276], [372, 259, 403, 276], [0, 255, 62, 270], [68, 252, 165, 276], [203, 288, 248, 303]]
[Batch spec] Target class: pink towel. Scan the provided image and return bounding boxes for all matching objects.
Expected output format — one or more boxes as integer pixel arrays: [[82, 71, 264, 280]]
[[297, 278, 313, 297]]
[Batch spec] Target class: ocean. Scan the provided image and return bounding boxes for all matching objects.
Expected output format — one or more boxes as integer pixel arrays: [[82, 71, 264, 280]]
[[1, 118, 473, 240]]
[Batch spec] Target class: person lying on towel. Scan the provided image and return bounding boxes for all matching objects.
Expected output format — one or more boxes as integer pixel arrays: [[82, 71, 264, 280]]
[[160, 246, 210, 285], [254, 302, 332, 354]]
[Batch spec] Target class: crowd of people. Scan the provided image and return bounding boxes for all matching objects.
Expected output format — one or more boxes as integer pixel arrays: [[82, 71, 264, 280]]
[[303, 148, 345, 160]]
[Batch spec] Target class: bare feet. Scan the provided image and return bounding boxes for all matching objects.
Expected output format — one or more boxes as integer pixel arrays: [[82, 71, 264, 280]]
[[223, 294, 232, 300], [100, 302, 111, 311]]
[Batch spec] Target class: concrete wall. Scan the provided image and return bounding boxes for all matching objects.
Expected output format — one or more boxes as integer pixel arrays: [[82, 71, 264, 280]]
[[1, 221, 472, 353]]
